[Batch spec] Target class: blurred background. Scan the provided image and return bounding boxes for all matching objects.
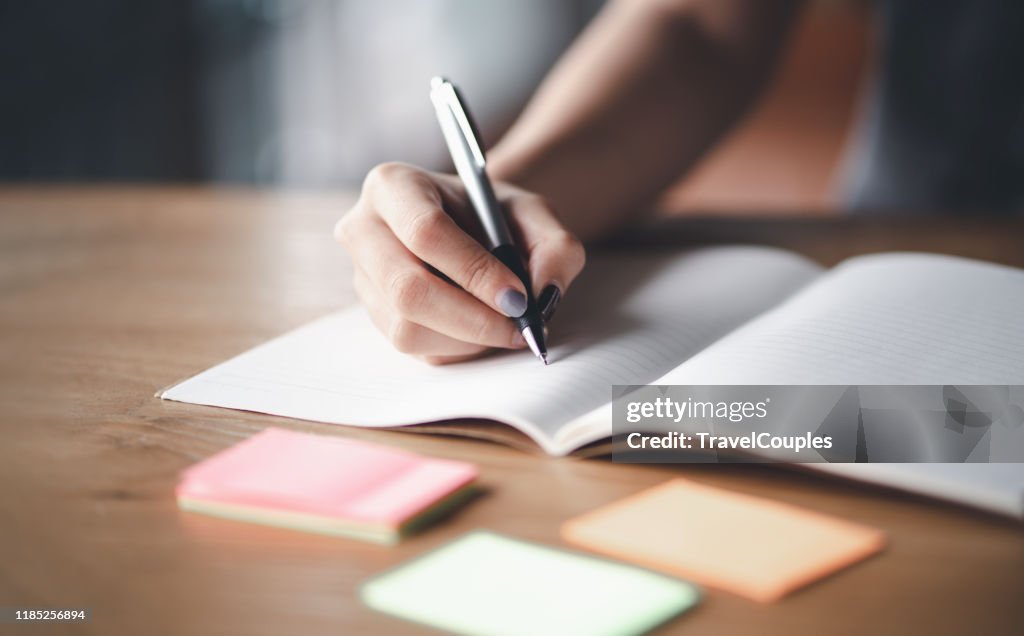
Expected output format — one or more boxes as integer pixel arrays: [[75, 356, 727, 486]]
[[1, 0, 874, 212]]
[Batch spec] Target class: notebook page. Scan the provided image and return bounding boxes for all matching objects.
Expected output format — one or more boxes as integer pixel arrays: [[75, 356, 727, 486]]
[[662, 252, 1024, 384], [644, 252, 1024, 519], [559, 253, 1024, 449], [161, 246, 821, 454]]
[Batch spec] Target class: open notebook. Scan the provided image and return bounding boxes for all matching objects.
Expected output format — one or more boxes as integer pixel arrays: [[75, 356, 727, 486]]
[[161, 246, 1024, 518]]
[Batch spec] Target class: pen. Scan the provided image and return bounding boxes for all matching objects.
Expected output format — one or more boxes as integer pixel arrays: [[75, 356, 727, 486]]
[[429, 76, 549, 365]]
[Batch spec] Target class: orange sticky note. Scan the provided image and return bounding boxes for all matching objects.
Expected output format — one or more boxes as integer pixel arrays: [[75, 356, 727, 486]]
[[562, 479, 885, 602]]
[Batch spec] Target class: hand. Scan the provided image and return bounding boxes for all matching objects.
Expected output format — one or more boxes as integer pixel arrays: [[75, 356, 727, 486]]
[[335, 162, 586, 365]]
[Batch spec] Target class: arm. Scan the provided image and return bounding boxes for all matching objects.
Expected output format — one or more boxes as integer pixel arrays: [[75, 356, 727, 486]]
[[490, 0, 805, 239]]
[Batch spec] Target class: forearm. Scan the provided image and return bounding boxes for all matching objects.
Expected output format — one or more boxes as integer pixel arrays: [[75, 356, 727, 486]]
[[489, 0, 803, 240]]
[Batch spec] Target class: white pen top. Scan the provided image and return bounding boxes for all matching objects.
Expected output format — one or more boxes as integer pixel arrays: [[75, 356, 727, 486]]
[[429, 76, 514, 249], [429, 76, 487, 169]]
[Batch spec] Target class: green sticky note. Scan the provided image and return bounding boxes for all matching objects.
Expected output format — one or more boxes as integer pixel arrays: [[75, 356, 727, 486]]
[[361, 531, 700, 636]]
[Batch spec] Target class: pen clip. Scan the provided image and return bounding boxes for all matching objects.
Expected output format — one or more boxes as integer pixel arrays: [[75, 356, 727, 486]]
[[430, 77, 487, 169]]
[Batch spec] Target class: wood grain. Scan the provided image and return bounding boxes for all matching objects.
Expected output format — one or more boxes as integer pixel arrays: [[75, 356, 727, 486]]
[[0, 186, 1021, 636]]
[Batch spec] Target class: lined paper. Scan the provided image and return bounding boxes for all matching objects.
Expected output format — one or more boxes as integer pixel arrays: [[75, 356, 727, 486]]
[[636, 252, 1024, 520], [662, 253, 1024, 384]]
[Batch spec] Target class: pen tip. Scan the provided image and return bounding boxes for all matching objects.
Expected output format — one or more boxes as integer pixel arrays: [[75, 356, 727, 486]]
[[541, 352, 550, 366]]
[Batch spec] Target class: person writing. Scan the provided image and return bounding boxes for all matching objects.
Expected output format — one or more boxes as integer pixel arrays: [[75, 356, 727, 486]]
[[334, 0, 1024, 364]]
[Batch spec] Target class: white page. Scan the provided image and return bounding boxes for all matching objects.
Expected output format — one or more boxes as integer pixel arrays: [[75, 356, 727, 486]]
[[651, 252, 1024, 519], [161, 246, 821, 454], [662, 252, 1024, 384], [561, 252, 1024, 451]]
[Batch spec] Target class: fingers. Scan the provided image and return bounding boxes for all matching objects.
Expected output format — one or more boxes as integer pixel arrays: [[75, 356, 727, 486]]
[[353, 268, 497, 358], [505, 193, 586, 314], [364, 163, 530, 318], [340, 211, 524, 351]]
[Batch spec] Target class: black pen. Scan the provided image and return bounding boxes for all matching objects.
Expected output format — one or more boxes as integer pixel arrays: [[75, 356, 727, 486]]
[[429, 76, 549, 365]]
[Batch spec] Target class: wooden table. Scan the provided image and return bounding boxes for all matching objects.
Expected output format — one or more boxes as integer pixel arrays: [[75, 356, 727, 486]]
[[1, 186, 1021, 636]]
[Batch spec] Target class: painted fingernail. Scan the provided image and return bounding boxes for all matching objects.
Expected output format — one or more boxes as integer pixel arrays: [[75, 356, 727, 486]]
[[538, 284, 562, 321], [496, 288, 528, 318]]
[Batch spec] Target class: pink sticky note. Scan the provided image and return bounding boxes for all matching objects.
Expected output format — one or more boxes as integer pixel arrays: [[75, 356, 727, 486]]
[[177, 428, 478, 541]]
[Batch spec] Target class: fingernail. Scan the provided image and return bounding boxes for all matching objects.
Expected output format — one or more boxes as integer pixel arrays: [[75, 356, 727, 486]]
[[511, 330, 527, 348], [538, 284, 562, 321], [496, 288, 528, 318]]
